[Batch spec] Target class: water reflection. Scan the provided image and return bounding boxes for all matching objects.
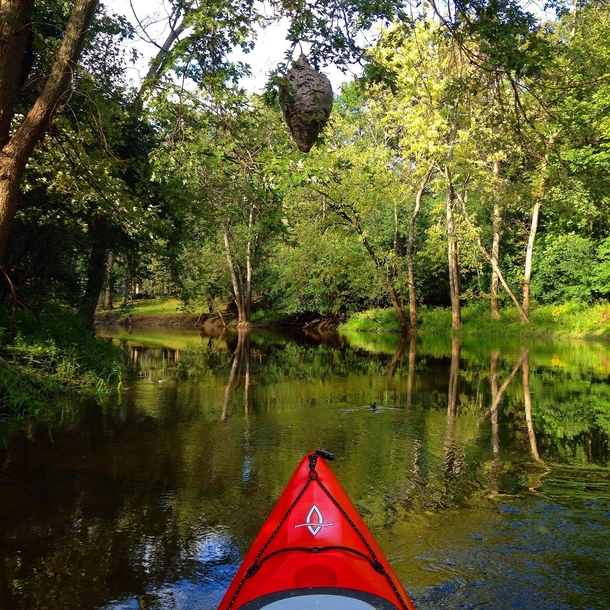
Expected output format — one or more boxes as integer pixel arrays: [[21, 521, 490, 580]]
[[1, 328, 609, 609]]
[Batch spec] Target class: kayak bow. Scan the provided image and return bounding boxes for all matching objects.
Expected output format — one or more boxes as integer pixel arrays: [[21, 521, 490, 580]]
[[218, 451, 417, 610]]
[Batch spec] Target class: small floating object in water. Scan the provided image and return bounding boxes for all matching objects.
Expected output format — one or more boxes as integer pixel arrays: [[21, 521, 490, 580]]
[[218, 450, 416, 610], [367, 401, 377, 411], [280, 55, 333, 153]]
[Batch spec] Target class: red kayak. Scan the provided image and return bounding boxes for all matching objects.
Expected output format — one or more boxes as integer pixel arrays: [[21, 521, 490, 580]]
[[218, 450, 417, 610]]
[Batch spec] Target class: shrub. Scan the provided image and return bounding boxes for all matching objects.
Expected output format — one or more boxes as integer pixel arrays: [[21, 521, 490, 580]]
[[531, 233, 594, 303]]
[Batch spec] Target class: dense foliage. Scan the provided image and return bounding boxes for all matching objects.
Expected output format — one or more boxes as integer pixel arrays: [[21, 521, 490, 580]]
[[2, 0, 610, 412]]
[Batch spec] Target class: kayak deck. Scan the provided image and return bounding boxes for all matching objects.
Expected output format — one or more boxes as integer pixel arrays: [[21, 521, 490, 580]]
[[239, 589, 401, 609], [218, 451, 416, 610]]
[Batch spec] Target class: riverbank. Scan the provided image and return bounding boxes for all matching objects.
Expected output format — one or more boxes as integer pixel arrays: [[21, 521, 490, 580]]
[[0, 307, 122, 416], [341, 302, 610, 339], [95, 298, 226, 330], [96, 299, 610, 340]]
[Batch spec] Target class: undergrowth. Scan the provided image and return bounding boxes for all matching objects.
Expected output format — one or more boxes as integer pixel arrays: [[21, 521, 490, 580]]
[[0, 305, 123, 416]]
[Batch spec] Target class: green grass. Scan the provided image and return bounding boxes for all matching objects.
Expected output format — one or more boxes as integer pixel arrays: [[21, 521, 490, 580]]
[[338, 308, 403, 332], [0, 306, 122, 416], [340, 301, 610, 339], [126, 298, 184, 316]]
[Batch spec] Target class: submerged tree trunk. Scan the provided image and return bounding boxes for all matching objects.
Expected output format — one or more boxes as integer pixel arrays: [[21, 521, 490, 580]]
[[522, 349, 542, 463], [444, 338, 461, 481], [0, 0, 99, 265], [388, 333, 407, 380], [387, 280, 409, 334], [490, 349, 501, 493], [408, 164, 434, 329], [221, 330, 250, 420], [406, 335, 417, 410]]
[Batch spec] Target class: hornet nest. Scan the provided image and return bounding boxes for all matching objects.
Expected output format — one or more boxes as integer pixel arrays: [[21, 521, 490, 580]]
[[280, 55, 333, 153]]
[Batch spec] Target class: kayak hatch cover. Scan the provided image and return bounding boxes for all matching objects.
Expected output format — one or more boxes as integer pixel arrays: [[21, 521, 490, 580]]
[[218, 450, 417, 610]]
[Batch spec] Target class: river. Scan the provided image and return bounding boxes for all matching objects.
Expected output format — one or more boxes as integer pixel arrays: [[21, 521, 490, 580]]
[[1, 327, 609, 609]]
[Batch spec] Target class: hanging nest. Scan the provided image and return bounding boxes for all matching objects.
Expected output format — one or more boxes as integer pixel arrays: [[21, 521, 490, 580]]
[[280, 55, 333, 153]]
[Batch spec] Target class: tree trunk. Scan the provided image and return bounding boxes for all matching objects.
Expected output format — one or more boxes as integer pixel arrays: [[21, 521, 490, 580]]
[[522, 137, 556, 320], [490, 155, 502, 319], [445, 108, 461, 329], [79, 217, 110, 329], [445, 167, 462, 329], [0, 0, 35, 149], [104, 252, 114, 310], [351, 215, 408, 334], [138, 4, 190, 99], [457, 192, 530, 322], [317, 188, 408, 333], [408, 164, 434, 329], [522, 197, 542, 320], [0, 0, 99, 265], [122, 270, 129, 306], [242, 204, 255, 328], [222, 223, 250, 326]]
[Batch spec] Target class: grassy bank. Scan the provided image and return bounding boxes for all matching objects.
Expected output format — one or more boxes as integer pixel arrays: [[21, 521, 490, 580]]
[[1, 307, 122, 416], [95, 298, 210, 327], [96, 297, 610, 340], [341, 302, 610, 339]]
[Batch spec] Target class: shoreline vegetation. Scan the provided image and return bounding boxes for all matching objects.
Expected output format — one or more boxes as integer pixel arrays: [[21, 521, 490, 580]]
[[2, 298, 609, 420], [95, 298, 610, 341], [0, 307, 122, 417]]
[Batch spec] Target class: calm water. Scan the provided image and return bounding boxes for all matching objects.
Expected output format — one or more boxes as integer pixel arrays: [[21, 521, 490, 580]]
[[1, 327, 609, 609]]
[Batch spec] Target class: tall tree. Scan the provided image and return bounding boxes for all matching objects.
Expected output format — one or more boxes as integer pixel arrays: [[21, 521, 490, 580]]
[[151, 99, 290, 326], [289, 92, 417, 332], [0, 0, 99, 265]]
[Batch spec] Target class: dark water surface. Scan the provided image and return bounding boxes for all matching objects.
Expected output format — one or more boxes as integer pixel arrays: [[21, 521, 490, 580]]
[[1, 327, 609, 609]]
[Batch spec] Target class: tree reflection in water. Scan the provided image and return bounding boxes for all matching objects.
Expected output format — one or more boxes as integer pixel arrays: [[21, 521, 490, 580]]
[[1, 329, 609, 610]]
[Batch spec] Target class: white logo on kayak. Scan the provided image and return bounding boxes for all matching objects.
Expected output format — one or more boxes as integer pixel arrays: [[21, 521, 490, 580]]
[[294, 504, 334, 536]]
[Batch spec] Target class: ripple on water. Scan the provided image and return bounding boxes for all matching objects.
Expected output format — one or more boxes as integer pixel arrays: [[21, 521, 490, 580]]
[[104, 528, 240, 610], [410, 492, 610, 610]]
